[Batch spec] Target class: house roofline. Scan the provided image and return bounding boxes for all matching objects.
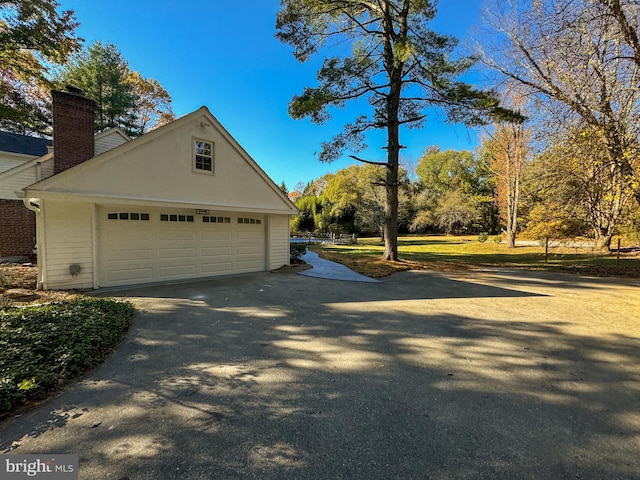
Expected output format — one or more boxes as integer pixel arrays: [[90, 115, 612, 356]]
[[23, 106, 299, 213], [20, 189, 299, 215], [1, 152, 53, 184]]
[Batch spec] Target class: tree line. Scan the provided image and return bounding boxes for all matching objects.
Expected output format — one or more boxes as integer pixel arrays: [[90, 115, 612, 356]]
[[286, 134, 640, 248], [1, 0, 174, 137]]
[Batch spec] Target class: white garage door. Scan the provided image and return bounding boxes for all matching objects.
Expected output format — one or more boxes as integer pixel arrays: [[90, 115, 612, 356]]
[[97, 206, 265, 287]]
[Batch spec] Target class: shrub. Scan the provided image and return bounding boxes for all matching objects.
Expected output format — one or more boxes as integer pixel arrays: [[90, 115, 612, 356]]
[[478, 232, 489, 243], [493, 235, 503, 244], [0, 297, 135, 415], [290, 243, 307, 263]]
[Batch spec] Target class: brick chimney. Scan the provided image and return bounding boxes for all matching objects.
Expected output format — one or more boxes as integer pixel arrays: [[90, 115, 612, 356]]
[[52, 88, 96, 175]]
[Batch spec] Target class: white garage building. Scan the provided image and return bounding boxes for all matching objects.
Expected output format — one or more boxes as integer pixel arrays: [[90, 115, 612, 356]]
[[19, 90, 297, 290]]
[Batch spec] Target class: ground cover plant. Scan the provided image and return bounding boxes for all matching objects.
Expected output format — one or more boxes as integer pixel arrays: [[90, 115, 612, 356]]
[[313, 235, 640, 278], [0, 297, 135, 416]]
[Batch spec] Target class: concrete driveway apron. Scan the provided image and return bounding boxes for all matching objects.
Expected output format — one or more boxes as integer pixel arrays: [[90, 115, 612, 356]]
[[1, 268, 639, 479]]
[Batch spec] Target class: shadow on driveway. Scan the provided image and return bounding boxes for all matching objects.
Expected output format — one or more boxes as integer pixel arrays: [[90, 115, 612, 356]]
[[1, 269, 639, 479]]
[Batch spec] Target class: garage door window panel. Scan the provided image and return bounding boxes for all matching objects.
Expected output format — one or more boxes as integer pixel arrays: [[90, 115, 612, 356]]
[[108, 212, 150, 221]]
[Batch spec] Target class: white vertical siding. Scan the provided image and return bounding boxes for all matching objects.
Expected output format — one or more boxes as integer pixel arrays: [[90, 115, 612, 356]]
[[42, 200, 94, 289], [268, 214, 290, 270]]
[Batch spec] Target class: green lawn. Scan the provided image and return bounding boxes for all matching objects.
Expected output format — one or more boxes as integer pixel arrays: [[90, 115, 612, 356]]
[[312, 235, 640, 278]]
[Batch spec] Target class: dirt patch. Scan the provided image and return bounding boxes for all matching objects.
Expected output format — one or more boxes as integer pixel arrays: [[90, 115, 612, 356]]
[[315, 251, 480, 278], [0, 263, 37, 289], [271, 261, 312, 274], [0, 263, 78, 307]]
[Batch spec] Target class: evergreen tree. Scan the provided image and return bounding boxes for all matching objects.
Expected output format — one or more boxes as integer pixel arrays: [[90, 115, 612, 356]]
[[277, 0, 507, 260]]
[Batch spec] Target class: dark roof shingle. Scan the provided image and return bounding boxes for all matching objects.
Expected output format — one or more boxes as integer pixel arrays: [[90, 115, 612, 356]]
[[0, 131, 52, 157]]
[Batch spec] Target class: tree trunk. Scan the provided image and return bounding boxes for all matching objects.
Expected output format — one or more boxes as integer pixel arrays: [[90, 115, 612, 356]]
[[595, 233, 613, 251], [504, 123, 522, 249], [380, 2, 404, 262], [383, 158, 399, 260]]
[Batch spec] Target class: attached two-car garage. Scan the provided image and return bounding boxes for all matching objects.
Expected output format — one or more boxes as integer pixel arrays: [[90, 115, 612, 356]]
[[24, 105, 297, 290], [97, 206, 266, 287]]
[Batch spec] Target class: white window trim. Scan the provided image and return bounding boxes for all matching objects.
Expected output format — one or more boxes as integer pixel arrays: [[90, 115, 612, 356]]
[[193, 138, 214, 174]]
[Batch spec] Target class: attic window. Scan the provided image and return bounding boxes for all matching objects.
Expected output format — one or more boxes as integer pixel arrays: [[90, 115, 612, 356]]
[[194, 139, 213, 173]]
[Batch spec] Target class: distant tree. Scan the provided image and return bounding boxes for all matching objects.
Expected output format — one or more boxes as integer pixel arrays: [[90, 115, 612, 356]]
[[479, 0, 640, 246], [0, 0, 80, 133], [278, 181, 289, 196], [416, 149, 481, 199], [0, 73, 50, 134], [481, 91, 529, 248], [277, 0, 506, 261], [525, 126, 637, 248], [320, 163, 414, 236], [57, 41, 174, 136], [291, 196, 324, 232], [357, 181, 413, 238], [57, 42, 136, 133], [320, 169, 360, 233], [522, 203, 584, 241], [127, 71, 174, 135], [415, 148, 496, 233], [288, 182, 305, 203], [435, 189, 477, 235]]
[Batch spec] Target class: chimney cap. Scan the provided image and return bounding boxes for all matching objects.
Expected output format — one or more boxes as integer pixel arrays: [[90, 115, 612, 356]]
[[65, 85, 84, 96]]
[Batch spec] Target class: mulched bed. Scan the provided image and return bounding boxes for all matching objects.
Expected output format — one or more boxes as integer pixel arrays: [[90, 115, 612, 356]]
[[0, 263, 37, 289], [0, 263, 77, 307]]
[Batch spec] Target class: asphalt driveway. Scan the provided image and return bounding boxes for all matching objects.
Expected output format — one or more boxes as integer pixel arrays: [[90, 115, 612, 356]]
[[1, 268, 639, 479]]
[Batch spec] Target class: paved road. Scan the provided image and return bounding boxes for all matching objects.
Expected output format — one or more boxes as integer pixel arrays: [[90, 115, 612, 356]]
[[1, 268, 639, 479]]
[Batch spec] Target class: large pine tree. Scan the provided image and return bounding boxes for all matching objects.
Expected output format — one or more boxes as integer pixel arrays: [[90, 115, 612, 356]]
[[277, 0, 506, 260]]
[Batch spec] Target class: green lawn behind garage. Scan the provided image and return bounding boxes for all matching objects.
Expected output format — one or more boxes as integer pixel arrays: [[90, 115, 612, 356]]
[[312, 235, 640, 278]]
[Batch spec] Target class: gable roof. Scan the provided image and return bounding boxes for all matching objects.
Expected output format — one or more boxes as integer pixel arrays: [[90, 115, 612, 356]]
[[0, 131, 52, 157], [23, 107, 298, 215], [94, 126, 130, 143]]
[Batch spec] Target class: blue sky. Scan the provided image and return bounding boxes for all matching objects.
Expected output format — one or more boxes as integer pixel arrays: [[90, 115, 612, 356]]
[[57, 0, 485, 190]]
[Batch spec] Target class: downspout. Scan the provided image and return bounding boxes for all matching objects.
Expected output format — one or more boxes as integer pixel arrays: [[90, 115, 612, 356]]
[[263, 214, 269, 270], [91, 203, 98, 289], [19, 194, 47, 290]]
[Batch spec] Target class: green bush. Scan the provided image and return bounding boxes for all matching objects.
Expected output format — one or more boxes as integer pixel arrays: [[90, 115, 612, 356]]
[[0, 297, 135, 414], [478, 232, 489, 243], [290, 243, 307, 262], [493, 235, 503, 244]]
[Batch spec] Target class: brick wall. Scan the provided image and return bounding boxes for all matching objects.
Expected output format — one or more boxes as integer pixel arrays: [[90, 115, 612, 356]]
[[0, 199, 35, 257], [52, 90, 96, 175]]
